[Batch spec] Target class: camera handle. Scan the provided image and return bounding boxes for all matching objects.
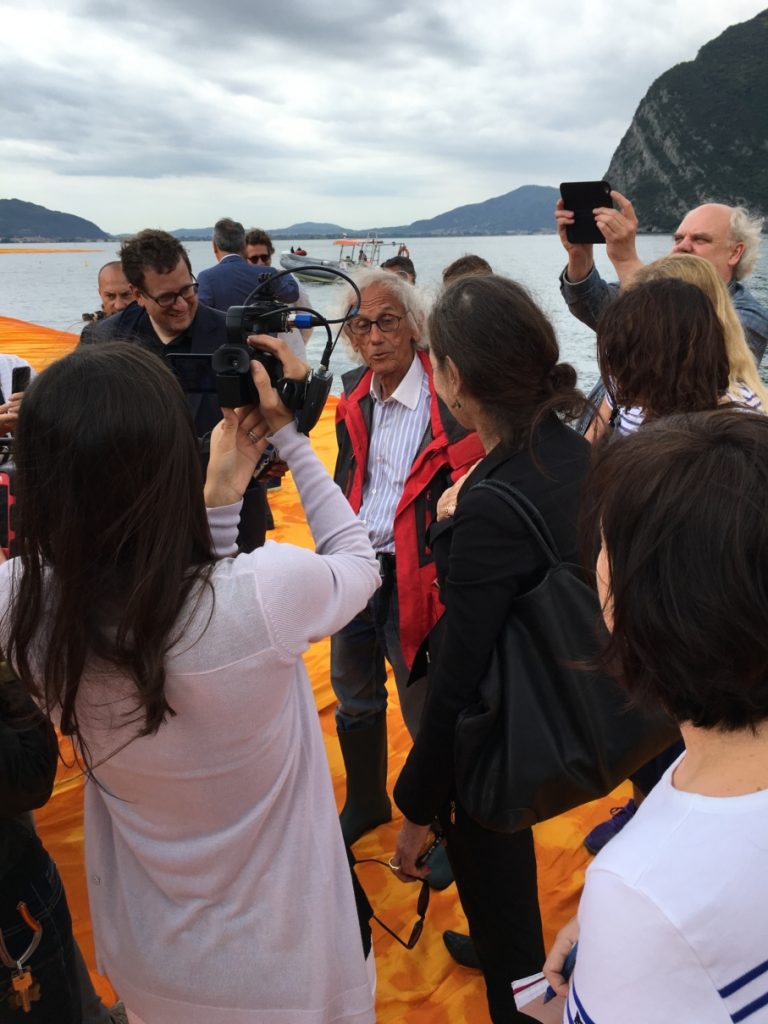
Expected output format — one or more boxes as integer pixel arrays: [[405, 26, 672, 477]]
[[293, 368, 333, 435]]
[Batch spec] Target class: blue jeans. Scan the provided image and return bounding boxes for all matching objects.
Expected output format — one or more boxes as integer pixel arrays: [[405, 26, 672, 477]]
[[331, 563, 427, 738], [19, 812, 112, 1024], [0, 842, 81, 1024]]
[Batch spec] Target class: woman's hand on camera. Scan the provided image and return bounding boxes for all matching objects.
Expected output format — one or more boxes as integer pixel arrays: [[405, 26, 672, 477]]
[[247, 334, 310, 435], [205, 406, 271, 508]]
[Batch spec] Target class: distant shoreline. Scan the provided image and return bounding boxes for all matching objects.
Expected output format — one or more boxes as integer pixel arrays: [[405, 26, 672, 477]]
[[1, 229, 706, 245]]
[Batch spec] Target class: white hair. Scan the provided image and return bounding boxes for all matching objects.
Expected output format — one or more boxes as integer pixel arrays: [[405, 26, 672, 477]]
[[333, 267, 430, 363], [730, 207, 764, 281]]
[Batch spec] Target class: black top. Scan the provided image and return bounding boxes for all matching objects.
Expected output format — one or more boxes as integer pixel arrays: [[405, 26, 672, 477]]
[[92, 301, 228, 437], [0, 668, 59, 879], [394, 416, 592, 824]]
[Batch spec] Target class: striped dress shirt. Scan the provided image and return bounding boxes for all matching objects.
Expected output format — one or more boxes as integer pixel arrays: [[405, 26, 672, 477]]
[[359, 354, 431, 554]]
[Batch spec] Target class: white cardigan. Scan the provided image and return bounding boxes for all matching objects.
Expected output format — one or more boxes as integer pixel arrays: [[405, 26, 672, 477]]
[[2, 423, 379, 1023]]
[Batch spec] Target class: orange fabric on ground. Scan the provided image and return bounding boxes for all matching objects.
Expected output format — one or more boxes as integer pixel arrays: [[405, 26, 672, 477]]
[[4, 321, 629, 1022], [0, 248, 105, 255]]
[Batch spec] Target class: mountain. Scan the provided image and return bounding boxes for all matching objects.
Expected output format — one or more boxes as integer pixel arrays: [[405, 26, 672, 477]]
[[272, 222, 347, 236], [399, 185, 559, 236], [170, 227, 214, 240], [0, 198, 110, 241], [604, 9, 768, 230], [171, 187, 560, 240], [170, 221, 348, 240]]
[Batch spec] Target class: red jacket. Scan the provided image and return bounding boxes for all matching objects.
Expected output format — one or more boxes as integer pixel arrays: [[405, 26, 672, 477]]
[[334, 350, 484, 669]]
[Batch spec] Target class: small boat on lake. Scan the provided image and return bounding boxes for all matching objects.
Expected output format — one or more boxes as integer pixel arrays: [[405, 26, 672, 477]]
[[279, 238, 406, 283]]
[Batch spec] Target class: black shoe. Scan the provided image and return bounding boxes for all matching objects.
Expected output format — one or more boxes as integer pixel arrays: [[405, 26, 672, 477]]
[[443, 930, 481, 970], [424, 843, 454, 891], [337, 716, 392, 846]]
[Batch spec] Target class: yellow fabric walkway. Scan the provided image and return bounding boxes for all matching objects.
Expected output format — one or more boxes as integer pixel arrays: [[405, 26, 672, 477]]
[[1, 318, 628, 1022]]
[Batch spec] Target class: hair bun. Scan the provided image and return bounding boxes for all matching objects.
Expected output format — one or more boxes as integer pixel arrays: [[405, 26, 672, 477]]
[[549, 362, 577, 391]]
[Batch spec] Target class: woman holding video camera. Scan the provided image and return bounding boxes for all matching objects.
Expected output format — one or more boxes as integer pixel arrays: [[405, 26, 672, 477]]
[[391, 275, 591, 1023], [0, 340, 379, 1024]]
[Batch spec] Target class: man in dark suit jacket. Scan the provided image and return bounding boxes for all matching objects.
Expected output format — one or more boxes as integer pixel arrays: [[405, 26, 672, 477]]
[[93, 228, 268, 549], [197, 218, 298, 312]]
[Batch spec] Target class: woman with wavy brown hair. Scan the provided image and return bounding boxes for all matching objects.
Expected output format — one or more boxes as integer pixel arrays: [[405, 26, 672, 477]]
[[633, 252, 768, 405], [390, 274, 591, 1023], [587, 260, 766, 442]]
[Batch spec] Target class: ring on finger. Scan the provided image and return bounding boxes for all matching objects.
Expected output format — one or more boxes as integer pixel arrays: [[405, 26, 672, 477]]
[[387, 857, 400, 871], [247, 430, 263, 444]]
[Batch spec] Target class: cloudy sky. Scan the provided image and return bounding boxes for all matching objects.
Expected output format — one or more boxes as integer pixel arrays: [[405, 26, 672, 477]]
[[2, 0, 765, 234]]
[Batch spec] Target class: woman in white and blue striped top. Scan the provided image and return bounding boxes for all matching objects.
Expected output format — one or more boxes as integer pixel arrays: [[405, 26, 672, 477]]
[[588, 253, 768, 441]]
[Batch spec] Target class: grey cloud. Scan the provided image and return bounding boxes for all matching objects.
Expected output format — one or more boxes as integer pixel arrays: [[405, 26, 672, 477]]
[[5, 0, 765, 234], [77, 0, 477, 65], [0, 59, 301, 179]]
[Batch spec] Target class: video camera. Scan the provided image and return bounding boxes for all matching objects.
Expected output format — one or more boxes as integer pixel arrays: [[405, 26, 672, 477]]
[[215, 298, 331, 434], [167, 266, 360, 435]]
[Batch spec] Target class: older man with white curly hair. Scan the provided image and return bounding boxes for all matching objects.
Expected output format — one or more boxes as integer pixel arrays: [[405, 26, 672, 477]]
[[556, 194, 768, 365], [330, 269, 483, 853]]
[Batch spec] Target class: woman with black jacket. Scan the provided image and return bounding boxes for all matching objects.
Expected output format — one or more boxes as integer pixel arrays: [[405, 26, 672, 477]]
[[0, 665, 81, 1022], [392, 275, 591, 1023]]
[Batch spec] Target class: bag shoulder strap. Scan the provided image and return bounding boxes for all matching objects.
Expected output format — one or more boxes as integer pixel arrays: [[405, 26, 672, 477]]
[[473, 479, 561, 568]]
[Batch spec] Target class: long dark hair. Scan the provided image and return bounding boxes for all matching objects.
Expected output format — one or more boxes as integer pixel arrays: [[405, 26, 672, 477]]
[[596, 277, 729, 420], [584, 410, 768, 730], [3, 343, 215, 762], [429, 274, 587, 447]]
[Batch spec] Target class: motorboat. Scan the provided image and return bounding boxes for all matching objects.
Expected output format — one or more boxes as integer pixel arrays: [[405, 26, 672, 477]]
[[279, 238, 407, 283]]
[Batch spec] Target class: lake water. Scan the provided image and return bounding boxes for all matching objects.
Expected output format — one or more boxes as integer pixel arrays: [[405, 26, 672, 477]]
[[2, 235, 766, 395]]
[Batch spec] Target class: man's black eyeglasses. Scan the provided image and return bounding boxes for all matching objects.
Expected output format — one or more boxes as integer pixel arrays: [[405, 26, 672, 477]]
[[248, 254, 272, 264], [141, 279, 198, 309]]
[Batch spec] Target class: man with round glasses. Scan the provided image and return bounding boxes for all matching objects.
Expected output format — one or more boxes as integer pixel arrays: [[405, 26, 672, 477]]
[[331, 269, 482, 852], [93, 230, 223, 431], [93, 228, 269, 548]]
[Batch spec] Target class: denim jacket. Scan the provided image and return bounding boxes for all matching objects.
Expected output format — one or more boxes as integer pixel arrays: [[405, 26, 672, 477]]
[[559, 265, 768, 366]]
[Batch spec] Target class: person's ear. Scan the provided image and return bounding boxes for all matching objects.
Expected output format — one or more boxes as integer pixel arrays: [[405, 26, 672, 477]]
[[445, 355, 462, 392], [728, 241, 745, 268]]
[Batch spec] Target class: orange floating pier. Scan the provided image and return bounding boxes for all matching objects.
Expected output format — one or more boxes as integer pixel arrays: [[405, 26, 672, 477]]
[[0, 247, 104, 254], [1, 318, 627, 1022]]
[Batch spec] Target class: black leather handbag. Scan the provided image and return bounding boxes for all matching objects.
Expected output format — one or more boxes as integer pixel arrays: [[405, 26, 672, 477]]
[[453, 479, 678, 834]]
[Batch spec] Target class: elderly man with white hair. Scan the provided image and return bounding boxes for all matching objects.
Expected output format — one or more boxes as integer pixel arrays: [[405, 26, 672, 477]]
[[556, 193, 768, 365], [330, 269, 483, 852]]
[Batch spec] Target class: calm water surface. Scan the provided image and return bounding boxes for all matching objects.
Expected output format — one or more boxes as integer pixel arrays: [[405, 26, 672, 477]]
[[1, 235, 766, 396]]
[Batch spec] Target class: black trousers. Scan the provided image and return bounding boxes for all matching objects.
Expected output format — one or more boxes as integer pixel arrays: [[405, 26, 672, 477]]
[[0, 840, 81, 1023], [440, 800, 544, 1024]]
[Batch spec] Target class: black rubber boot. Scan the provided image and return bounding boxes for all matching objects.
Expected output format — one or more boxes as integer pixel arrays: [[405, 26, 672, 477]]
[[338, 715, 392, 846]]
